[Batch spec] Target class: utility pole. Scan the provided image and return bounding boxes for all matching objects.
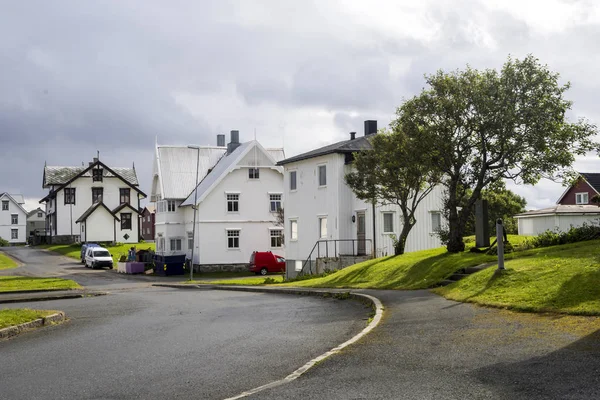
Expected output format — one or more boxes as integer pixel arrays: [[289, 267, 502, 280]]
[[188, 145, 201, 281]]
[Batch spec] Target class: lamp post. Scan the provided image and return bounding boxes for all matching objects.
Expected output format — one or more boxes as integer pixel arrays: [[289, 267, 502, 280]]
[[188, 145, 201, 281]]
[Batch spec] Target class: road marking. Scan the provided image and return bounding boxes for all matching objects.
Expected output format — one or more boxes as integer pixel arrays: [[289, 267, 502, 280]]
[[223, 292, 384, 400]]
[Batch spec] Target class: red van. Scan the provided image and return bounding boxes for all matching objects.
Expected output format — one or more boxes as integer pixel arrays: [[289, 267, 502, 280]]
[[249, 251, 285, 275]]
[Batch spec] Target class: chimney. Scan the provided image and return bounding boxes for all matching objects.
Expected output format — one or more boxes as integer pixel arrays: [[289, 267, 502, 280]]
[[364, 120, 377, 136], [93, 157, 99, 163], [350, 132, 356, 140], [227, 130, 241, 154], [217, 134, 226, 147]]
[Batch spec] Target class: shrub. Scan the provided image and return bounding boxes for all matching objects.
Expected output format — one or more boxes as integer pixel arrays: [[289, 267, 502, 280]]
[[263, 277, 277, 284], [528, 223, 600, 249], [0, 237, 8, 247]]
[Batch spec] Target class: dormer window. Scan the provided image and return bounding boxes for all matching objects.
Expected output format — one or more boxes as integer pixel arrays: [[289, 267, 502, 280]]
[[576, 193, 589, 204], [92, 168, 103, 182], [249, 168, 259, 179]]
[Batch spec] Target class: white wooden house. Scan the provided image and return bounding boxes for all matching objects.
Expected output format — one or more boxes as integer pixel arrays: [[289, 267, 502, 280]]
[[151, 132, 285, 271], [0, 193, 27, 244], [40, 158, 146, 244], [26, 207, 46, 238], [278, 121, 445, 278]]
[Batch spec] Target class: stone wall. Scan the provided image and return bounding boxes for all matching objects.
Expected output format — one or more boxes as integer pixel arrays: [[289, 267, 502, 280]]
[[315, 255, 371, 274], [193, 263, 249, 273], [50, 235, 81, 245]]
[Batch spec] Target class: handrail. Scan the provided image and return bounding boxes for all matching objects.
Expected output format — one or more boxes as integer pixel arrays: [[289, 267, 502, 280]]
[[299, 239, 372, 275]]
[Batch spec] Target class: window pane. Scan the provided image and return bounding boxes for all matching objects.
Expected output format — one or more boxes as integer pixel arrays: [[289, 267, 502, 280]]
[[383, 213, 394, 233], [431, 213, 441, 231], [318, 165, 326, 186], [290, 171, 297, 190], [319, 217, 327, 238], [227, 230, 240, 248], [290, 220, 298, 240], [270, 229, 283, 248]]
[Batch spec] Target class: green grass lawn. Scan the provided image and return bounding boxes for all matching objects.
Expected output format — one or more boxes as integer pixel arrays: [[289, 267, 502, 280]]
[[38, 242, 155, 264], [434, 239, 600, 315], [0, 309, 58, 329], [0, 252, 19, 270], [190, 275, 285, 286], [0, 276, 81, 293]]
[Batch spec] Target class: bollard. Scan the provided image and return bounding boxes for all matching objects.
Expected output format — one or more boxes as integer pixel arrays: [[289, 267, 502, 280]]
[[496, 218, 504, 270]]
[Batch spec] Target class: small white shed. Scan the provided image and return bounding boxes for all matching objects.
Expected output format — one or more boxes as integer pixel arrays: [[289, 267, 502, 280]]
[[515, 205, 600, 236]]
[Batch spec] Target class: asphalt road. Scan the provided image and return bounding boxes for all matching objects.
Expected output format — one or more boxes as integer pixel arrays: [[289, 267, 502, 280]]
[[0, 287, 370, 400]]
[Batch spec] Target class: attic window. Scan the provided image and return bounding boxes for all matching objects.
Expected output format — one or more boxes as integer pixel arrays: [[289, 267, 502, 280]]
[[249, 168, 259, 179], [576, 193, 589, 204], [92, 168, 103, 182], [1, 201, 8, 211]]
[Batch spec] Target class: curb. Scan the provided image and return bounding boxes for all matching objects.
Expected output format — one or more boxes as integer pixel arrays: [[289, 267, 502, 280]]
[[0, 291, 107, 304], [0, 311, 67, 340], [152, 283, 384, 399]]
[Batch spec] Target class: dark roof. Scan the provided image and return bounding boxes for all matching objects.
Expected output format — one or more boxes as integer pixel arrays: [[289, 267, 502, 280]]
[[76, 202, 120, 223], [43, 166, 139, 187], [277, 135, 373, 165], [112, 203, 141, 215], [580, 173, 600, 193]]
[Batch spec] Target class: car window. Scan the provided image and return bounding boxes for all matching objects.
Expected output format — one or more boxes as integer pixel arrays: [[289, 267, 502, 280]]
[[94, 250, 110, 257], [276, 257, 285, 263]]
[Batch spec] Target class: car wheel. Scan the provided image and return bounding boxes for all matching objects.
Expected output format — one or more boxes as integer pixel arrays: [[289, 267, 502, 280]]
[[91, 263, 95, 270], [109, 265, 113, 270], [260, 267, 268, 276]]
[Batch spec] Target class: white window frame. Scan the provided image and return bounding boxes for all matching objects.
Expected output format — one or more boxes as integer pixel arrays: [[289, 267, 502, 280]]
[[11, 214, 18, 225], [269, 193, 282, 213], [167, 200, 177, 212], [294, 260, 303, 272], [226, 193, 240, 213], [227, 229, 240, 249], [319, 216, 328, 239], [270, 228, 283, 248], [249, 168, 260, 179], [318, 164, 327, 187], [382, 212, 394, 234], [1, 200, 8, 211], [290, 170, 297, 191], [430, 211, 442, 232], [576, 192, 589, 205], [11, 229, 18, 240], [37, 212, 43, 218], [170, 238, 182, 252], [290, 219, 298, 241]]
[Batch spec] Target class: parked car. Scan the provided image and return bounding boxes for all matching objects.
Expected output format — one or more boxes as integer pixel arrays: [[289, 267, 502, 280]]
[[248, 251, 285, 275], [85, 247, 114, 269], [81, 243, 100, 264]]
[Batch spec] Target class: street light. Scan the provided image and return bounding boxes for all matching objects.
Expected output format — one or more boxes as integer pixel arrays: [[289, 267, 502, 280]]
[[188, 145, 201, 281]]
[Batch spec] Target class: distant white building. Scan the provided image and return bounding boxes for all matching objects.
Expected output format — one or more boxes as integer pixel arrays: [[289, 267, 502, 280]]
[[278, 120, 445, 278], [0, 193, 27, 244], [26, 207, 46, 240], [151, 131, 285, 271], [40, 158, 146, 244]]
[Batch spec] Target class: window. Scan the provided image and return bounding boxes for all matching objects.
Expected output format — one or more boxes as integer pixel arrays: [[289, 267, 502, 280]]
[[120, 188, 131, 204], [319, 217, 327, 238], [92, 188, 103, 203], [64, 188, 76, 205], [318, 165, 327, 186], [2, 200, 8, 211], [290, 171, 297, 191], [270, 229, 283, 248], [227, 194, 239, 212], [269, 194, 282, 212], [92, 168, 103, 182], [187, 232, 193, 250], [576, 192, 589, 204], [227, 230, 240, 249], [295, 260, 302, 272], [431, 212, 442, 232], [11, 214, 18, 225], [383, 213, 394, 233], [170, 238, 182, 251], [121, 213, 132, 230], [249, 168, 259, 179], [157, 237, 165, 252], [290, 220, 298, 241], [11, 229, 18, 240], [167, 200, 176, 212], [37, 212, 42, 217]]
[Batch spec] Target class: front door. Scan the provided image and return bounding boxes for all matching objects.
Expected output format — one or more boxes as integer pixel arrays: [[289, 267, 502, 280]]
[[357, 212, 366, 255]]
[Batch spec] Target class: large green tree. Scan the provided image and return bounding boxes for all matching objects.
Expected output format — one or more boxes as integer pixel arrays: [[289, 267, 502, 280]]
[[345, 129, 441, 255], [396, 55, 598, 252]]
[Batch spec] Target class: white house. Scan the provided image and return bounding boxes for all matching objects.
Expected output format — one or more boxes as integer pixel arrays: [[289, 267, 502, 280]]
[[278, 120, 445, 278], [151, 131, 285, 271], [515, 205, 600, 236], [26, 207, 46, 239], [40, 158, 146, 244], [0, 193, 27, 244]]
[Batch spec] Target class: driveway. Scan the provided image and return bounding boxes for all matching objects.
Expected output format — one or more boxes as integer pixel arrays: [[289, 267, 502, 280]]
[[0, 286, 371, 400]]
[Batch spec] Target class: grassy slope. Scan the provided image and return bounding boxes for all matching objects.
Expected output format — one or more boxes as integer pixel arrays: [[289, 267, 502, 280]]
[[0, 309, 57, 329], [191, 276, 285, 286], [39, 243, 155, 264], [0, 252, 19, 270], [434, 239, 600, 315], [0, 276, 81, 293]]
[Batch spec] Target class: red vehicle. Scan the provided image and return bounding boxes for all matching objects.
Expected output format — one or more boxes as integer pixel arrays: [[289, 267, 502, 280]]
[[249, 251, 285, 275]]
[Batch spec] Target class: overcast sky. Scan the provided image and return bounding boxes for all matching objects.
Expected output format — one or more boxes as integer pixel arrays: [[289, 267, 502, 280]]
[[2, 0, 600, 212]]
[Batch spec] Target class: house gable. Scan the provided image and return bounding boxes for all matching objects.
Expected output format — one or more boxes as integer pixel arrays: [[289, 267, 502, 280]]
[[557, 176, 599, 205], [0, 193, 28, 215]]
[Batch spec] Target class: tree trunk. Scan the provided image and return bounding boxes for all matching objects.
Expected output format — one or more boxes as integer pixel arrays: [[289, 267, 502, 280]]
[[395, 221, 414, 255], [446, 190, 466, 253]]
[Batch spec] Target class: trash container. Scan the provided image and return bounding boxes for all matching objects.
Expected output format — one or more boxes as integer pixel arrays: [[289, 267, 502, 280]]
[[153, 254, 186, 276]]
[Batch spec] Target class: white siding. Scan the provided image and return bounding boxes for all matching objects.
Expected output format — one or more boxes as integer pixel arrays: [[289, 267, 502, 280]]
[[0, 195, 27, 244], [518, 214, 600, 236], [85, 207, 115, 242]]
